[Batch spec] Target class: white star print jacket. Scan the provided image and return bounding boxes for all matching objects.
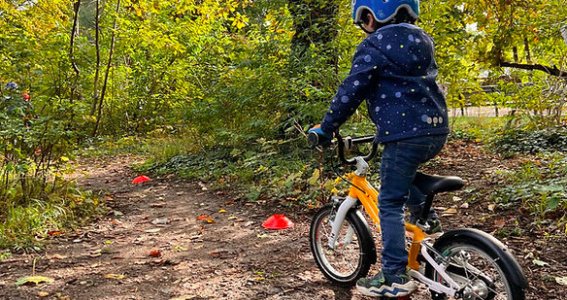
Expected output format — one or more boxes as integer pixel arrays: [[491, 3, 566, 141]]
[[320, 23, 449, 143]]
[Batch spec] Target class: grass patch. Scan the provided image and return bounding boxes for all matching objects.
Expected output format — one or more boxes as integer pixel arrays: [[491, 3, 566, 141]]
[[0, 181, 102, 251], [449, 116, 508, 142]]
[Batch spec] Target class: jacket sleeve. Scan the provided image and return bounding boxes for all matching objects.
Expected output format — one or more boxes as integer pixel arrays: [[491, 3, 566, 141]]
[[320, 39, 382, 134]]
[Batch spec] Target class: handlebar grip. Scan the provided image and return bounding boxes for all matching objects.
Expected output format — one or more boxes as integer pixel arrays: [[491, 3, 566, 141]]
[[307, 131, 320, 148]]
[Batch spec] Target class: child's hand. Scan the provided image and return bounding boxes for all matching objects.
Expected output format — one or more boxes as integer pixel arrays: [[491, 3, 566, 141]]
[[307, 125, 332, 147]]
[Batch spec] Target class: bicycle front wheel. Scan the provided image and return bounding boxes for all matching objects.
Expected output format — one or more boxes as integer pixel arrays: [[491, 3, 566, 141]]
[[309, 204, 376, 286], [426, 230, 526, 300]]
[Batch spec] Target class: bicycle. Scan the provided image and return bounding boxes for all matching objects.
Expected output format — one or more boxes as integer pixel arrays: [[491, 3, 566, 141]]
[[307, 132, 528, 299]]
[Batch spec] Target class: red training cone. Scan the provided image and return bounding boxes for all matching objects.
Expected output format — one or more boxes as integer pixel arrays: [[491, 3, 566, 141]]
[[132, 175, 151, 184], [262, 214, 294, 230]]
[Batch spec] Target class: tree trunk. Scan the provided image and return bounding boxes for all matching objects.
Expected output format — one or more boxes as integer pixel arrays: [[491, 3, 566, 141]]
[[93, 0, 121, 137], [69, 0, 81, 103], [91, 0, 102, 116], [288, 0, 339, 79]]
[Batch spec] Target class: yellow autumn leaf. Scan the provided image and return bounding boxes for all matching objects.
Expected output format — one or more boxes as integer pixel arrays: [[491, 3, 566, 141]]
[[15, 276, 54, 286], [38, 291, 49, 297], [308, 169, 320, 186], [104, 273, 126, 280]]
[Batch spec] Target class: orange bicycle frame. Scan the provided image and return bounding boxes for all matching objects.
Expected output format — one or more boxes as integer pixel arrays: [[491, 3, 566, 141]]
[[345, 172, 427, 271]]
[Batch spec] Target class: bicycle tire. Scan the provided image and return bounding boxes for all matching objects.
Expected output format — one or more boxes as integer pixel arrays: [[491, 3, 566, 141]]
[[425, 229, 526, 300], [309, 203, 376, 286]]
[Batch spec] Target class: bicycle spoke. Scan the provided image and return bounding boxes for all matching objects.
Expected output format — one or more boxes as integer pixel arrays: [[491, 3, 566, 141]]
[[435, 245, 514, 300]]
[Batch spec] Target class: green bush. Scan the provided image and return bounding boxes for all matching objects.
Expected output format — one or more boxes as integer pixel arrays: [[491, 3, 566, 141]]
[[490, 126, 567, 155], [138, 137, 340, 206], [493, 154, 567, 222]]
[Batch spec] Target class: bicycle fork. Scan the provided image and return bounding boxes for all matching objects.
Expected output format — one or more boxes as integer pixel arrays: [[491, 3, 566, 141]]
[[327, 196, 358, 249]]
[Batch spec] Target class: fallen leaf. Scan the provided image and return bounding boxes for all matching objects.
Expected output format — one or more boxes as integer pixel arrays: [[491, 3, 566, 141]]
[[47, 254, 67, 260], [494, 218, 506, 228], [218, 209, 227, 213], [47, 230, 63, 236], [532, 259, 549, 267], [452, 196, 462, 202], [89, 249, 102, 257], [197, 214, 210, 221], [488, 204, 496, 212], [441, 208, 458, 216], [104, 274, 126, 280], [556, 276, 567, 286], [171, 295, 197, 300], [38, 291, 49, 298], [257, 234, 269, 239], [149, 249, 162, 257], [460, 202, 469, 209], [174, 245, 188, 252], [15, 276, 54, 286], [151, 218, 169, 225], [228, 216, 238, 220], [144, 228, 161, 233]]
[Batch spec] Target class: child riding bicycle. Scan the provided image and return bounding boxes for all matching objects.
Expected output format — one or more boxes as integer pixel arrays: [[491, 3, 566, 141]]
[[309, 0, 449, 297]]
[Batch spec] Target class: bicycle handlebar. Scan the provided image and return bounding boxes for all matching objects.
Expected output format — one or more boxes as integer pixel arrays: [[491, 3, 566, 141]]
[[308, 131, 378, 165]]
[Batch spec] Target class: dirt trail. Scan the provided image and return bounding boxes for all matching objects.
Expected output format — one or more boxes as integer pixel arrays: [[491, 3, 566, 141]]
[[0, 156, 384, 300], [0, 145, 565, 299]]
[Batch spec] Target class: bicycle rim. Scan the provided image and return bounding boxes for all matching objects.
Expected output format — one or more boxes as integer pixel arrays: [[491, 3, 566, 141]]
[[434, 244, 514, 300], [313, 209, 364, 279]]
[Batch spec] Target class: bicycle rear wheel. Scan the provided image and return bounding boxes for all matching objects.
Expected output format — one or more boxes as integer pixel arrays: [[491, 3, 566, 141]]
[[426, 230, 526, 300], [309, 203, 377, 286]]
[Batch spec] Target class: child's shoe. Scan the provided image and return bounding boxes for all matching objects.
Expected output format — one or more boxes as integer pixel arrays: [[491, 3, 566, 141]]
[[356, 271, 417, 297]]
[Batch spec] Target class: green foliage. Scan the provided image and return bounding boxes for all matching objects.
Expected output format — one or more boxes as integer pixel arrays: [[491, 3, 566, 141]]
[[0, 184, 102, 250], [3, 0, 567, 247], [493, 154, 567, 222], [139, 137, 337, 206], [449, 116, 508, 142], [490, 126, 567, 155]]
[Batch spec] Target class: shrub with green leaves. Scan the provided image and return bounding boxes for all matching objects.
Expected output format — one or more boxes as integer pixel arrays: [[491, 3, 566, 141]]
[[0, 88, 100, 249], [493, 154, 567, 222], [490, 126, 567, 155]]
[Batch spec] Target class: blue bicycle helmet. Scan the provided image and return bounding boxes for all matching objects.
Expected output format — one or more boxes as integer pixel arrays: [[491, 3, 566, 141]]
[[352, 0, 419, 24]]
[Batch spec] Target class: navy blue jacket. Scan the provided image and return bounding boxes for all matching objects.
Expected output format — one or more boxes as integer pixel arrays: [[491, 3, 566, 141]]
[[321, 23, 449, 143]]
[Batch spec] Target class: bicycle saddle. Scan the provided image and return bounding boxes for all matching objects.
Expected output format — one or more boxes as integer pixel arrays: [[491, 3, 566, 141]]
[[413, 172, 465, 196]]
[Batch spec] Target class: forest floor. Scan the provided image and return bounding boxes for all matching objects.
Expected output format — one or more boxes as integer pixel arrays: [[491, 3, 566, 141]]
[[1, 141, 566, 300]]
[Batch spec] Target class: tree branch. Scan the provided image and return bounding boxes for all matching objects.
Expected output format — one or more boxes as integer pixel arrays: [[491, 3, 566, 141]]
[[499, 61, 567, 78]]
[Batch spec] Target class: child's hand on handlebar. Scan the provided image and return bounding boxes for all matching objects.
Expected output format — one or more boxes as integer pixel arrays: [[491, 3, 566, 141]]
[[307, 125, 332, 147]]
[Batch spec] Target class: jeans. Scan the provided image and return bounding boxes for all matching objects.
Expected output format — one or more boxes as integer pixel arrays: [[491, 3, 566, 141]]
[[378, 134, 447, 277]]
